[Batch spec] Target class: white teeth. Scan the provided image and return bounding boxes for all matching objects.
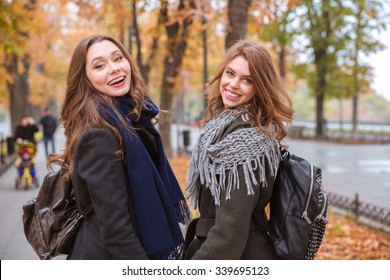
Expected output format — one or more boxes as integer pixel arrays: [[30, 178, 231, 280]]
[[109, 77, 124, 85], [226, 90, 240, 98]]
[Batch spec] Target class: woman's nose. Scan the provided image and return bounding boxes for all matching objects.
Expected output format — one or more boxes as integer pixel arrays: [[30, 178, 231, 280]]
[[230, 78, 240, 89], [109, 62, 120, 73]]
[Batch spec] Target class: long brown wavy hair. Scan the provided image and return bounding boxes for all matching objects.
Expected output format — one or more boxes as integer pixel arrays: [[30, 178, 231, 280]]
[[49, 35, 151, 180], [204, 39, 294, 144]]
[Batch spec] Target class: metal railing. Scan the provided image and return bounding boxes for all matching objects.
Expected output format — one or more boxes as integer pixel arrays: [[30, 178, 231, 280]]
[[328, 192, 390, 227], [0, 133, 16, 177], [288, 125, 390, 144], [0, 133, 6, 165]]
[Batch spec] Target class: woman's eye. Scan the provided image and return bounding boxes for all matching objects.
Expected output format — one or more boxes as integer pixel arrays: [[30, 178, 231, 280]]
[[226, 70, 234, 77], [242, 78, 252, 85], [94, 64, 104, 70], [115, 56, 124, 62]]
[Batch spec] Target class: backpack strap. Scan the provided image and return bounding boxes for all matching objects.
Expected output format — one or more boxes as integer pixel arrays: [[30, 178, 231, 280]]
[[73, 204, 93, 224], [184, 217, 199, 250], [195, 219, 215, 238], [257, 209, 270, 235], [256, 148, 287, 236], [184, 218, 215, 250]]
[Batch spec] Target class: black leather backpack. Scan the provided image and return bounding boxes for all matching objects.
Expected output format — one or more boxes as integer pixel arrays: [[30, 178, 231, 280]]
[[22, 166, 92, 259], [267, 149, 329, 259]]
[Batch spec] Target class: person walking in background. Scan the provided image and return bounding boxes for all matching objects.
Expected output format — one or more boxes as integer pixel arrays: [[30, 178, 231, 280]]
[[14, 115, 39, 145], [184, 39, 294, 259], [39, 107, 58, 156], [48, 34, 189, 260]]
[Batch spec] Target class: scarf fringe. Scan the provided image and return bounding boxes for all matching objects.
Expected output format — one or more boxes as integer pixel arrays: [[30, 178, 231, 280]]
[[148, 244, 184, 260], [186, 109, 281, 207], [212, 143, 279, 205], [174, 199, 190, 224]]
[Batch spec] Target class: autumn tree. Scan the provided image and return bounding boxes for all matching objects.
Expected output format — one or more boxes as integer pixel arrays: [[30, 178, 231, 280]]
[[251, 0, 300, 80], [158, 0, 196, 155], [0, 1, 21, 107], [345, 0, 387, 131], [2, 0, 40, 133], [294, 0, 350, 139], [129, 0, 163, 85], [225, 0, 253, 49], [292, 0, 389, 138]]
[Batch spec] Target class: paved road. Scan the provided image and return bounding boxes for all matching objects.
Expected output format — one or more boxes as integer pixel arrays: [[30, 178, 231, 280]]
[[0, 129, 66, 260], [1, 126, 389, 260], [173, 125, 390, 208], [286, 138, 390, 209]]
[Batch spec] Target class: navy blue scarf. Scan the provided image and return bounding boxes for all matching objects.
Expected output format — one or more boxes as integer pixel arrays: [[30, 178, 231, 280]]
[[100, 96, 188, 259]]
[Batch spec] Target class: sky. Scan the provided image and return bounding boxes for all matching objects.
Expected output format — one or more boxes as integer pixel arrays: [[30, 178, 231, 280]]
[[367, 28, 390, 101]]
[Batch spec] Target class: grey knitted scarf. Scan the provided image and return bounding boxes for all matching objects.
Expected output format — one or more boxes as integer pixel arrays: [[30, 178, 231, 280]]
[[186, 108, 281, 206]]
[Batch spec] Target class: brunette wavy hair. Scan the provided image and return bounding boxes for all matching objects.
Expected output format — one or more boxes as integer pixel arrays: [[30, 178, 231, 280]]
[[49, 34, 150, 180], [204, 39, 293, 144]]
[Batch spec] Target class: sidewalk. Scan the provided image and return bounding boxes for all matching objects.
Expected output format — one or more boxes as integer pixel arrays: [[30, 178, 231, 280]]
[[0, 130, 65, 260], [0, 156, 16, 177]]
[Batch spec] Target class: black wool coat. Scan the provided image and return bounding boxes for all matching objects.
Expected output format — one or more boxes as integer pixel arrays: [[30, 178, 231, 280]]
[[68, 127, 148, 260]]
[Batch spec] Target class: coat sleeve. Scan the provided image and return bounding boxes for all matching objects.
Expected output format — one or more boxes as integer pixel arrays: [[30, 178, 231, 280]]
[[75, 127, 148, 259], [191, 168, 261, 260], [32, 124, 39, 134]]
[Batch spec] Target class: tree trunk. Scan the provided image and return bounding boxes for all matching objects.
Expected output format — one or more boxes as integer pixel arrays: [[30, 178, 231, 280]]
[[351, 7, 361, 133], [128, 26, 133, 55], [225, 0, 252, 50], [278, 47, 286, 79], [160, 78, 174, 156], [5, 0, 37, 134], [313, 44, 327, 139], [131, 0, 147, 82], [5, 51, 33, 134], [310, 5, 331, 140], [131, 0, 161, 85], [315, 91, 325, 139], [159, 0, 195, 156], [352, 95, 358, 132], [338, 98, 344, 131], [201, 5, 208, 112]]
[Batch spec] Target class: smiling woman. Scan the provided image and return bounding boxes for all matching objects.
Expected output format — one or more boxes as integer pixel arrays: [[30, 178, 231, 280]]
[[85, 41, 131, 97], [184, 39, 294, 260], [47, 34, 189, 260], [219, 56, 255, 109]]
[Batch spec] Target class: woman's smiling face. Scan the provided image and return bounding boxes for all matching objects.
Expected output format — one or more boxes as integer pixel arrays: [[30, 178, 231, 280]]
[[85, 40, 131, 97], [219, 55, 255, 109]]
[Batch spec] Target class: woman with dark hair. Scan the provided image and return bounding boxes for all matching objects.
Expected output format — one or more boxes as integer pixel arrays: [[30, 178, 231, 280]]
[[185, 39, 294, 259], [49, 35, 188, 260]]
